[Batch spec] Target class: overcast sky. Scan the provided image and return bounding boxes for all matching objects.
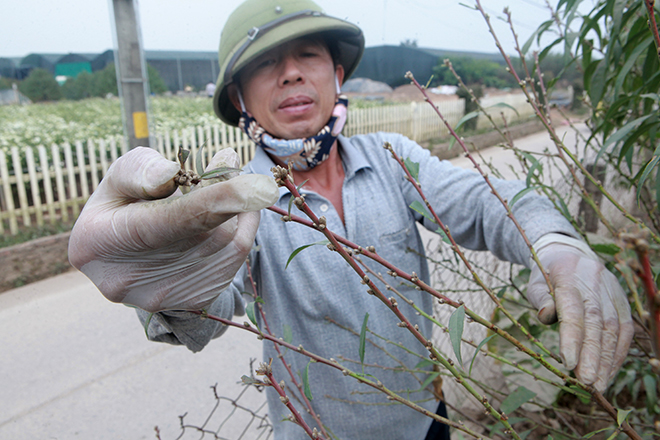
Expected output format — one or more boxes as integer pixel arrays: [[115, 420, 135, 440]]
[[3, 0, 568, 58]]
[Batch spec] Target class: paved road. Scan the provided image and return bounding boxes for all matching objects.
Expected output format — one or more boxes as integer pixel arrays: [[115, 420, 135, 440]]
[[0, 123, 585, 440]]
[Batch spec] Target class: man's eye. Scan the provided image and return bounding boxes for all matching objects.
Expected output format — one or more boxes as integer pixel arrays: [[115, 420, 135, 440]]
[[256, 59, 275, 69]]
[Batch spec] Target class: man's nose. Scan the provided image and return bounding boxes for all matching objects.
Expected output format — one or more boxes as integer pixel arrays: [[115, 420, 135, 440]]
[[279, 56, 304, 86]]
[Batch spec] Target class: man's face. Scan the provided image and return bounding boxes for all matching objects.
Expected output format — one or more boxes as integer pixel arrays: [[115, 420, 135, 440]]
[[235, 37, 344, 140]]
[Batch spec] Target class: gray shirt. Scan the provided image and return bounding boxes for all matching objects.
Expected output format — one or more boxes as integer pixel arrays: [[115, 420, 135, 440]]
[[140, 132, 575, 440]]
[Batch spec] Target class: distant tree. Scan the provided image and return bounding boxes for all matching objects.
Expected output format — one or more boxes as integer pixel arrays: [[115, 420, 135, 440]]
[[147, 64, 168, 94], [0, 77, 12, 90], [400, 39, 418, 48], [433, 57, 515, 88], [87, 63, 167, 97], [19, 68, 62, 102], [62, 71, 94, 100], [91, 64, 118, 97]]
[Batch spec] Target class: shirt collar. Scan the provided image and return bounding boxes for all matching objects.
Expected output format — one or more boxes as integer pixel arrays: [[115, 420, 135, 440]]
[[245, 135, 372, 198]]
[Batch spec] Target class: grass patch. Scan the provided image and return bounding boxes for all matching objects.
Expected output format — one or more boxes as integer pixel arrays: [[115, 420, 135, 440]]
[[1, 221, 74, 249]]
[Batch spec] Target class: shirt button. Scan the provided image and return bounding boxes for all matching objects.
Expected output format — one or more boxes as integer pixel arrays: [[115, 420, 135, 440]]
[[320, 203, 329, 212]]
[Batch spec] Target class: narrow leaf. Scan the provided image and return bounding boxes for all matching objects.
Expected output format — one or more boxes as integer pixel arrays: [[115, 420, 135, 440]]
[[283, 324, 293, 344], [595, 114, 653, 165], [435, 227, 450, 244], [303, 361, 313, 401], [617, 408, 633, 426], [143, 312, 154, 339], [469, 334, 495, 376], [410, 200, 436, 223], [285, 240, 330, 269], [448, 305, 465, 367], [637, 155, 660, 204], [246, 301, 258, 327], [200, 166, 241, 179], [241, 375, 262, 385], [487, 101, 519, 117], [195, 142, 205, 176], [420, 371, 440, 391], [584, 427, 615, 439], [454, 110, 481, 133], [509, 186, 540, 207], [177, 146, 190, 168], [500, 386, 537, 414], [591, 243, 621, 256], [359, 313, 370, 367], [404, 157, 420, 182]]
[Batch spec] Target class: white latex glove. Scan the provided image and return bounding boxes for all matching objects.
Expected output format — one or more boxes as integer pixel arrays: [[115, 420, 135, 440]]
[[68, 147, 279, 313], [527, 233, 634, 392]]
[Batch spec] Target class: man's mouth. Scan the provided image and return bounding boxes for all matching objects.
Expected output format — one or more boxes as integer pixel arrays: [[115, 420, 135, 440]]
[[278, 95, 314, 110]]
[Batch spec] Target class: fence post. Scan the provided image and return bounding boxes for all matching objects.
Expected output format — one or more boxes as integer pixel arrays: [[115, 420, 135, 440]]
[[0, 151, 17, 234]]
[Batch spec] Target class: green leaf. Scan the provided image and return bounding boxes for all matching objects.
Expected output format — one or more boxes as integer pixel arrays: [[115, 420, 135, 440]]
[[500, 386, 537, 414], [177, 146, 190, 168], [487, 101, 519, 117], [285, 240, 330, 269], [644, 374, 657, 408], [359, 313, 370, 369], [283, 324, 292, 344], [583, 427, 614, 439], [449, 305, 465, 367], [200, 166, 241, 179], [637, 154, 660, 204], [591, 243, 621, 255], [469, 334, 495, 376], [617, 408, 633, 426], [568, 385, 592, 404], [143, 312, 154, 339], [410, 200, 435, 223], [420, 371, 440, 391], [241, 375, 262, 385], [524, 154, 542, 188], [595, 114, 653, 165], [246, 301, 258, 327], [195, 142, 205, 176], [509, 186, 540, 207], [435, 227, 450, 244], [404, 157, 420, 182], [415, 359, 436, 369], [303, 361, 313, 401]]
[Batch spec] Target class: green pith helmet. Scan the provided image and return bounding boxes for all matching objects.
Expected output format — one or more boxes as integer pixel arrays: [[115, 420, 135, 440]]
[[213, 0, 364, 126]]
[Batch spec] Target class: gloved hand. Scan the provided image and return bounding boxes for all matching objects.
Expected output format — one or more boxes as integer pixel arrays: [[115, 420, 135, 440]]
[[527, 233, 634, 392], [68, 146, 279, 313]]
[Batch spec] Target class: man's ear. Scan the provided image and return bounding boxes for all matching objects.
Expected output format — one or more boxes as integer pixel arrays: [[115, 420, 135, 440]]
[[335, 64, 345, 88], [227, 84, 241, 112]]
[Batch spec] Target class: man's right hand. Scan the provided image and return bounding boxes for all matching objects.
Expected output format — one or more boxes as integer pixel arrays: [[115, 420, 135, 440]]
[[68, 147, 279, 313]]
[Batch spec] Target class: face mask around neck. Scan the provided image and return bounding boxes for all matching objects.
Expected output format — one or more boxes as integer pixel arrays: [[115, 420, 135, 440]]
[[237, 78, 348, 171]]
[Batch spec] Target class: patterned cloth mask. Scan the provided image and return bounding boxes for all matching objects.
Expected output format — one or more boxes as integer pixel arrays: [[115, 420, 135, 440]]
[[239, 95, 348, 171]]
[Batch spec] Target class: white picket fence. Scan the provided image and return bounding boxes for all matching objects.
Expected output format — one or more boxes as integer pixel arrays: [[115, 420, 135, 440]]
[[0, 94, 534, 235]]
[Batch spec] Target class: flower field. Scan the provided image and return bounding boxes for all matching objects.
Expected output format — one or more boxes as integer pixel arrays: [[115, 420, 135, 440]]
[[0, 96, 220, 153]]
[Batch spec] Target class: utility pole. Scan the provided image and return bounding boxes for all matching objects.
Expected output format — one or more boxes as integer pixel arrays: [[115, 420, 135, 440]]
[[109, 0, 151, 149]]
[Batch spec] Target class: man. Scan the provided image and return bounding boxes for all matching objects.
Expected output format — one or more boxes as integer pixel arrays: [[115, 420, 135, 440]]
[[68, 0, 633, 439]]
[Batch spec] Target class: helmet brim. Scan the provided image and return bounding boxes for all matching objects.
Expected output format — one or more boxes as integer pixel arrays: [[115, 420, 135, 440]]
[[213, 16, 364, 126]]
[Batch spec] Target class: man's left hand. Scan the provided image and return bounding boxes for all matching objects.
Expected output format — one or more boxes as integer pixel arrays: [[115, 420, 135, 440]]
[[526, 233, 634, 392]]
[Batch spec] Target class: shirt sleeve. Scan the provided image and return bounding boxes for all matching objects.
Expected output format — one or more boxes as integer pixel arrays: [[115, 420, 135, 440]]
[[385, 133, 577, 266], [135, 260, 250, 353]]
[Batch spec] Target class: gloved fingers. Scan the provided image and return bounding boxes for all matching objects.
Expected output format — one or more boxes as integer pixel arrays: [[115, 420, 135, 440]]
[[100, 147, 181, 201], [177, 211, 260, 261], [591, 297, 619, 392], [527, 266, 558, 325], [119, 174, 277, 249], [207, 148, 241, 170], [554, 283, 585, 371], [609, 278, 635, 382]]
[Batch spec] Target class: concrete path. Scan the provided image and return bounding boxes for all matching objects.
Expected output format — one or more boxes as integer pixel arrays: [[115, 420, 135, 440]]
[[0, 271, 267, 439], [0, 123, 586, 440]]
